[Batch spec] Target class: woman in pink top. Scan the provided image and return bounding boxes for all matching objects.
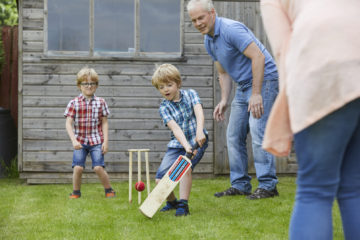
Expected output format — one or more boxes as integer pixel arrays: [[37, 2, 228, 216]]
[[260, 0, 360, 239]]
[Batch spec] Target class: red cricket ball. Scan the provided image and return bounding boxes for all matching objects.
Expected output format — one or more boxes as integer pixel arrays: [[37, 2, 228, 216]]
[[135, 181, 145, 192]]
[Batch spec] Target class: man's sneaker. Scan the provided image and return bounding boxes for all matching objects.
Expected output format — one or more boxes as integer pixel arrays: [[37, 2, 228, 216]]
[[105, 190, 116, 198], [175, 200, 190, 217], [160, 199, 178, 212], [246, 188, 279, 200], [214, 187, 251, 198], [69, 193, 81, 199]]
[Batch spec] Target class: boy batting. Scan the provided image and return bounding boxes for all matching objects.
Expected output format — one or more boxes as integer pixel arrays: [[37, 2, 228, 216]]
[[150, 64, 208, 216]]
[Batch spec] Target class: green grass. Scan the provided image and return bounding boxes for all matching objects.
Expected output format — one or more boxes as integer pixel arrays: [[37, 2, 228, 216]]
[[0, 177, 344, 240], [0, 156, 19, 179]]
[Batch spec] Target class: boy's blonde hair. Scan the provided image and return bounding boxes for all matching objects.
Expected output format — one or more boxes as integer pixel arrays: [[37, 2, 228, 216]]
[[76, 67, 99, 86], [151, 64, 182, 89]]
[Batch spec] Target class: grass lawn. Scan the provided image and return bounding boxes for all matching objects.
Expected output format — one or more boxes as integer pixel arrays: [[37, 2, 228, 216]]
[[0, 177, 344, 240]]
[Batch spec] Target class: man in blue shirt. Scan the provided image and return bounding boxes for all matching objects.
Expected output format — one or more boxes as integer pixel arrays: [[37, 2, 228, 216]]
[[188, 0, 279, 199]]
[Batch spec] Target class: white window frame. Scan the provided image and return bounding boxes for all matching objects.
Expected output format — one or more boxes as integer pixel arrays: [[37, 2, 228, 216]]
[[43, 0, 185, 60]]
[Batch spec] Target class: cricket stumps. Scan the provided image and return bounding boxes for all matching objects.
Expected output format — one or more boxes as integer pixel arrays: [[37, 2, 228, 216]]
[[128, 149, 151, 204]]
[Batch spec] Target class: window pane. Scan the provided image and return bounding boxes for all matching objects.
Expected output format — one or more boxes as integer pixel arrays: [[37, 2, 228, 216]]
[[48, 0, 89, 51], [140, 0, 180, 52], [94, 0, 134, 52]]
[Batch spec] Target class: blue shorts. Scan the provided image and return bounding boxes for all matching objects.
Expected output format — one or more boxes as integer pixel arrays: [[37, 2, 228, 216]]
[[72, 144, 105, 169], [155, 139, 208, 179]]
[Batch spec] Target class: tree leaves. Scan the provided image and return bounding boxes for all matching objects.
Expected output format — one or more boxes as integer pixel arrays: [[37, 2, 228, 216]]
[[0, 0, 18, 26]]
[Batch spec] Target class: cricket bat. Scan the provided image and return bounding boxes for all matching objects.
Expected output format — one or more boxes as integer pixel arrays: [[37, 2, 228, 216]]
[[139, 143, 199, 218]]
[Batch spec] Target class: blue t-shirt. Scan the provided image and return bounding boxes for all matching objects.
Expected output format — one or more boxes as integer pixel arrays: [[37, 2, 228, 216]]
[[159, 89, 207, 148], [205, 17, 278, 88]]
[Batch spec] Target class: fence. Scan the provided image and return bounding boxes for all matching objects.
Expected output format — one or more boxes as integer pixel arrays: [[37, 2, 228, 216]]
[[0, 25, 18, 127]]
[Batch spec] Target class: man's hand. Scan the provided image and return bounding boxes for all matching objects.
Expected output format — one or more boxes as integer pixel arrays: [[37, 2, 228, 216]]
[[72, 140, 82, 150], [213, 100, 227, 122], [213, 62, 232, 122], [248, 93, 264, 119]]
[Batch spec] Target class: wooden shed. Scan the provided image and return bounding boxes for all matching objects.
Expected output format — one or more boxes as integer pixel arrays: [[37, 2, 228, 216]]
[[18, 0, 297, 184]]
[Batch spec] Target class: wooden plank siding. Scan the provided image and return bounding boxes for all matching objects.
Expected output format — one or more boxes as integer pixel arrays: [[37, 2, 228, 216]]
[[19, 0, 216, 184], [19, 0, 297, 184], [0, 26, 18, 126]]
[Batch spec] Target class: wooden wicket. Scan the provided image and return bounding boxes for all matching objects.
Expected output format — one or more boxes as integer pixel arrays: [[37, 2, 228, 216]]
[[128, 149, 151, 204]]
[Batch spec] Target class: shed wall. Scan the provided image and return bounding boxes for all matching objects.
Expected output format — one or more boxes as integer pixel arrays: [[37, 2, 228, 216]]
[[19, 0, 215, 184], [19, 0, 297, 184]]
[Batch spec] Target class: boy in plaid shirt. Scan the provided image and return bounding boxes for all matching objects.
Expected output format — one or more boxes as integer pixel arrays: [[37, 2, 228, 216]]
[[151, 64, 208, 216], [64, 67, 115, 199]]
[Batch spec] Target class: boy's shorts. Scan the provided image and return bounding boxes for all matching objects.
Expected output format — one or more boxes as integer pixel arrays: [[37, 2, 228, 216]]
[[72, 144, 105, 169], [155, 138, 208, 179]]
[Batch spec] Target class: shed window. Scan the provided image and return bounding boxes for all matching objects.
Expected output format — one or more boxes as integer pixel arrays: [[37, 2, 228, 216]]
[[48, 0, 90, 52], [46, 0, 181, 57]]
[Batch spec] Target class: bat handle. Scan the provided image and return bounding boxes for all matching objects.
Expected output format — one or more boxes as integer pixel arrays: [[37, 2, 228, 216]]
[[186, 142, 200, 158]]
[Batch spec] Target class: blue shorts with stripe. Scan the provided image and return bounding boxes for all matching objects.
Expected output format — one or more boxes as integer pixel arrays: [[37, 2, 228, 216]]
[[155, 139, 208, 179]]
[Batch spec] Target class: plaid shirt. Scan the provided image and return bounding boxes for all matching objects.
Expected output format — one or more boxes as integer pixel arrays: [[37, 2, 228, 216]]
[[159, 89, 207, 148], [64, 94, 110, 146]]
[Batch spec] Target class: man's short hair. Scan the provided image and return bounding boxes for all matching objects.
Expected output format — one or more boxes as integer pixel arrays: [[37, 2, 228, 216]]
[[187, 0, 214, 12]]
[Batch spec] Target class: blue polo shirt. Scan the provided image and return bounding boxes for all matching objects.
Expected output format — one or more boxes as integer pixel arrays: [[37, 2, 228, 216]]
[[205, 17, 278, 88]]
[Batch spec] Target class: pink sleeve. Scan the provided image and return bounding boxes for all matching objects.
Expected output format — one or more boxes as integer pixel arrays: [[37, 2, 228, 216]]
[[261, 0, 292, 88], [261, 0, 294, 156]]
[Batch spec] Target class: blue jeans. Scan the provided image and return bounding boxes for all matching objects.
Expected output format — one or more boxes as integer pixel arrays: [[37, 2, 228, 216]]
[[290, 98, 360, 240], [72, 144, 105, 169], [156, 139, 208, 179], [227, 80, 278, 193]]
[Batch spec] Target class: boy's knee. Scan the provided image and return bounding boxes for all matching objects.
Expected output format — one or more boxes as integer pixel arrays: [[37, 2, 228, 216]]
[[93, 166, 104, 173], [184, 169, 192, 178], [73, 166, 84, 173]]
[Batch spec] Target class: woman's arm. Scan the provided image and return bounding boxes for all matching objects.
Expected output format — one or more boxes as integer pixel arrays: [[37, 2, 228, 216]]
[[261, 0, 292, 63]]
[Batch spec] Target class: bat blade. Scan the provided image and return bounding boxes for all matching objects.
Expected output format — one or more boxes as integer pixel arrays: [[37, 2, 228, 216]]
[[139, 155, 192, 218]]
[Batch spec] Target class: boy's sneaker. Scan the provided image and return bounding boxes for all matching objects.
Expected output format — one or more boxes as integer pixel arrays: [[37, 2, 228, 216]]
[[69, 193, 81, 199], [105, 189, 116, 198], [246, 187, 279, 200], [214, 187, 251, 198], [160, 199, 178, 212], [175, 200, 190, 217]]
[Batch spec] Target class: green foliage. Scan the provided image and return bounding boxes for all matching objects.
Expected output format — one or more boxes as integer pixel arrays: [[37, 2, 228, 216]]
[[0, 156, 19, 178], [0, 177, 344, 239], [0, 0, 17, 73], [0, 0, 18, 26]]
